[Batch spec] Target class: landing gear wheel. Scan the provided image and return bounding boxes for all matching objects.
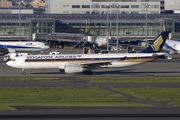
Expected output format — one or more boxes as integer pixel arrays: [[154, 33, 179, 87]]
[[83, 70, 87, 74], [22, 69, 26, 75], [92, 71, 96, 75], [22, 72, 26, 75], [83, 70, 95, 75], [87, 71, 92, 75]]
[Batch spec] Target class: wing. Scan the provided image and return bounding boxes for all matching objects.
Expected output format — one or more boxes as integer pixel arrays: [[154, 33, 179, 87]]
[[0, 48, 15, 53], [62, 56, 127, 74], [7, 48, 16, 53], [67, 56, 127, 68]]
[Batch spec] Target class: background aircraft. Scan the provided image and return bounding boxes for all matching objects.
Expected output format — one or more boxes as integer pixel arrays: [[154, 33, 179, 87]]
[[95, 22, 112, 47], [0, 41, 50, 53]]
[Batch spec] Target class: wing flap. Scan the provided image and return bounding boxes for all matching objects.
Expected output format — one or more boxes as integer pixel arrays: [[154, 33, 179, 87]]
[[78, 56, 127, 66]]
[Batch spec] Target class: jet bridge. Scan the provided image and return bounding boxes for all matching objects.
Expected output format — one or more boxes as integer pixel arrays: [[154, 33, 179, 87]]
[[34, 33, 97, 49]]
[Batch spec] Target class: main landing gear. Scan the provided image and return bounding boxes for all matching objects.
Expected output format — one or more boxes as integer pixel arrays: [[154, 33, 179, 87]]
[[83, 70, 96, 75], [22, 69, 26, 75]]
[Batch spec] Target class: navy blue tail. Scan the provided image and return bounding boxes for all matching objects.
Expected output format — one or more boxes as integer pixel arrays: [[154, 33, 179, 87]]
[[140, 31, 169, 53]]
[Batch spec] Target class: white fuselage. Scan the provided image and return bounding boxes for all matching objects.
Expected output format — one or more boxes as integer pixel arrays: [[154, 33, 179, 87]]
[[163, 40, 180, 54], [6, 53, 165, 70], [0, 41, 50, 52], [95, 36, 111, 47]]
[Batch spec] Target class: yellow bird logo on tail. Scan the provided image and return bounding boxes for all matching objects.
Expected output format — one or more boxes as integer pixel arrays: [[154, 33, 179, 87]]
[[151, 35, 163, 51]]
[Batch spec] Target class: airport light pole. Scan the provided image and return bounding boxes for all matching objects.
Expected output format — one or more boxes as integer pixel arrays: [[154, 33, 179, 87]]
[[17, 2, 24, 41], [142, 3, 150, 40], [116, 4, 120, 53], [106, 4, 110, 51]]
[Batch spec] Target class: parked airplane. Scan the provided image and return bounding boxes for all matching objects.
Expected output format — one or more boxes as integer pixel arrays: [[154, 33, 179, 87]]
[[6, 31, 169, 75], [162, 20, 180, 54], [95, 22, 112, 47], [0, 41, 50, 53], [163, 40, 180, 54]]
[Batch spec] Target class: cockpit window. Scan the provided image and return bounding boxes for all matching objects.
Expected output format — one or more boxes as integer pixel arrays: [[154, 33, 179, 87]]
[[45, 44, 48, 46], [11, 59, 16, 61]]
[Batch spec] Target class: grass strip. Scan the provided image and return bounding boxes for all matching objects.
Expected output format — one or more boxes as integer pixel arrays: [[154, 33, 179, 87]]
[[79, 77, 180, 83], [168, 102, 180, 107], [0, 87, 132, 110], [0, 78, 75, 83], [0, 102, 156, 110], [0, 87, 129, 102], [110, 87, 180, 106]]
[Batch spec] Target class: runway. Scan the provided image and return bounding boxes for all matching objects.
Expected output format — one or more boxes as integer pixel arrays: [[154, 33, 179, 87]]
[[0, 49, 180, 120], [0, 107, 180, 120]]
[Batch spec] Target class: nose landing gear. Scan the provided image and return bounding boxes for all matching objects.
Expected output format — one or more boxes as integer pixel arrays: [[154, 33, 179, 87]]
[[22, 69, 26, 75]]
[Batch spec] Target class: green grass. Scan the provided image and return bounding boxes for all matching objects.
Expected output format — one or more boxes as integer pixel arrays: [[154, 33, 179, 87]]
[[0, 78, 74, 83], [110, 87, 180, 106], [0, 87, 128, 102], [0, 87, 136, 110], [79, 77, 180, 83], [169, 102, 180, 107], [0, 102, 156, 110]]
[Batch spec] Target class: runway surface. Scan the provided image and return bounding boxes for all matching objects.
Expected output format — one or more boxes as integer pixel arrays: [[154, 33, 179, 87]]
[[1, 107, 180, 120], [0, 49, 180, 120]]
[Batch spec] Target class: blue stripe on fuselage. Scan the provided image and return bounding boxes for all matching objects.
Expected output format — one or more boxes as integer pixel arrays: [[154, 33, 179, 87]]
[[164, 43, 178, 51], [0, 45, 41, 49]]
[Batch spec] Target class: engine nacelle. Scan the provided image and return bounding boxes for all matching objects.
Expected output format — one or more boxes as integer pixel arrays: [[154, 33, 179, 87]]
[[64, 66, 84, 74]]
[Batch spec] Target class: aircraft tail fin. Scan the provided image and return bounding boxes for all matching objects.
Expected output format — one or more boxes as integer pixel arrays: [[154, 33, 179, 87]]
[[109, 21, 112, 36], [140, 31, 169, 53], [162, 20, 166, 31]]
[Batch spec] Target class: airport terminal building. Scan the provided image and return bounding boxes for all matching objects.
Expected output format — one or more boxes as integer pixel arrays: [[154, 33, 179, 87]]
[[0, 0, 180, 42], [0, 14, 179, 41]]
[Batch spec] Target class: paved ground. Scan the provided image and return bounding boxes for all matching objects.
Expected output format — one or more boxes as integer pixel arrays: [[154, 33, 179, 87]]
[[0, 48, 180, 120], [0, 107, 180, 120]]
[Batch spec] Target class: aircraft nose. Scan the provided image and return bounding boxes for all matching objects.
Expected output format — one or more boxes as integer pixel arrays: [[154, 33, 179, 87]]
[[46, 45, 50, 49], [6, 61, 11, 67]]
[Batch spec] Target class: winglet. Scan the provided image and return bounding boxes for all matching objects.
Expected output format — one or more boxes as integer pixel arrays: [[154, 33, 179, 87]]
[[140, 31, 169, 53], [118, 56, 127, 61], [121, 56, 127, 61]]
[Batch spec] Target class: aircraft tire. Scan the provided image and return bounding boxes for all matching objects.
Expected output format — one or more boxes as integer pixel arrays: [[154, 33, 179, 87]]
[[83, 70, 87, 74], [87, 71, 93, 75], [22, 72, 26, 75]]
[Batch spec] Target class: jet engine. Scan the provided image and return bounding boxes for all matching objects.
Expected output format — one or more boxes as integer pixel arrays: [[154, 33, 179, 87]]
[[64, 66, 84, 74]]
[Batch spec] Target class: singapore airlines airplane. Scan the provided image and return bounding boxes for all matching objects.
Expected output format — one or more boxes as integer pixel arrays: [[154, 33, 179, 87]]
[[0, 41, 50, 53], [6, 31, 169, 75]]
